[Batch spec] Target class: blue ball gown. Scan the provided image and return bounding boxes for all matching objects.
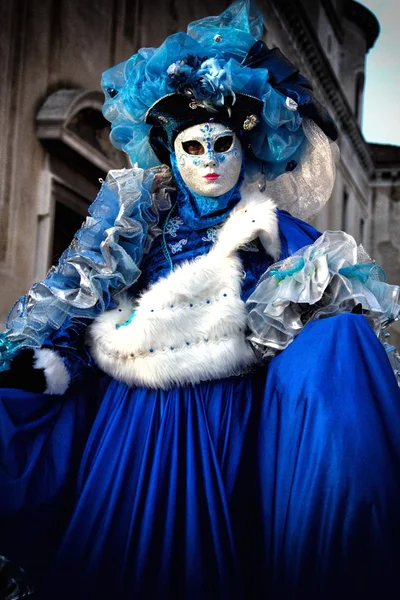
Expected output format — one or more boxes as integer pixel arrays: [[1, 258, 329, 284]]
[[1, 208, 400, 600]]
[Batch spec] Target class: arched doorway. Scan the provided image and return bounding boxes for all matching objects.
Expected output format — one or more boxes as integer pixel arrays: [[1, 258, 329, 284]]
[[35, 88, 127, 278]]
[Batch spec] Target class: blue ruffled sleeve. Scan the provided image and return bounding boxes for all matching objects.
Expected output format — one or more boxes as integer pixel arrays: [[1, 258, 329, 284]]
[[246, 228, 400, 381], [0, 166, 173, 375]]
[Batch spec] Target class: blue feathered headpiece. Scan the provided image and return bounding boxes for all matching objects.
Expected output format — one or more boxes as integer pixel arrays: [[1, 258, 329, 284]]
[[101, 0, 337, 179]]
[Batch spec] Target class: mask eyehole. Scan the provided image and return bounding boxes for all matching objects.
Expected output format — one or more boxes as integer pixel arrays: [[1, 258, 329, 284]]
[[214, 135, 233, 153], [182, 140, 205, 155]]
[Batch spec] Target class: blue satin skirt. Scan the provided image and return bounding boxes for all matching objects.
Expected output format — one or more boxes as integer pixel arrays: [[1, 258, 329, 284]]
[[1, 313, 400, 599]]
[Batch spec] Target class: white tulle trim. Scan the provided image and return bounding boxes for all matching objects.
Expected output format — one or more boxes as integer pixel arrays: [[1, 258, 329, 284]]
[[383, 340, 400, 387], [246, 230, 400, 358]]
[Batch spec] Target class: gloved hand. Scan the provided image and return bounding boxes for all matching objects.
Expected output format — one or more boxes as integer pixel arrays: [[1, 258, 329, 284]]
[[0, 349, 46, 393], [0, 348, 70, 395]]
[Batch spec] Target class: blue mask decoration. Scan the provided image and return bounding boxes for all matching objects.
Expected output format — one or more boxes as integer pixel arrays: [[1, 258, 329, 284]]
[[170, 153, 245, 230]]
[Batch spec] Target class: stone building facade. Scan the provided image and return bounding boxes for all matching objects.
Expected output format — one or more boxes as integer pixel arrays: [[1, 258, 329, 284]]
[[1, 0, 399, 340]]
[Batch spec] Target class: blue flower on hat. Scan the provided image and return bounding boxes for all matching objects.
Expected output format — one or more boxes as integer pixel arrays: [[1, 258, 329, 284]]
[[101, 0, 337, 178], [166, 56, 233, 110]]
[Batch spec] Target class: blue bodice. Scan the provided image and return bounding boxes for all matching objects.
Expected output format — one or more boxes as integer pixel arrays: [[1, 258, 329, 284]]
[[137, 203, 321, 301]]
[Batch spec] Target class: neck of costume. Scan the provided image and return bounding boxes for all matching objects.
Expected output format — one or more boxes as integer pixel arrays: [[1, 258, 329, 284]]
[[170, 152, 244, 230]]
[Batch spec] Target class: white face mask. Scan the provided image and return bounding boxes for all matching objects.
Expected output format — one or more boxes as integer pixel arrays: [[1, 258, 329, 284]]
[[174, 122, 243, 197]]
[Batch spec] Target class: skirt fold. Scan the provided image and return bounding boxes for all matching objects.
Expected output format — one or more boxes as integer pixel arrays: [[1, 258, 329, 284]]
[[1, 314, 400, 599]]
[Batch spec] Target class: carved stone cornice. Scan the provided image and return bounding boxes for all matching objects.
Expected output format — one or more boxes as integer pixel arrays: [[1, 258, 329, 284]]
[[272, 0, 374, 176]]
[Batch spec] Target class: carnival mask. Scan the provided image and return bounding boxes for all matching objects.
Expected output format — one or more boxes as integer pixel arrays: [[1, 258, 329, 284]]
[[174, 122, 243, 197]]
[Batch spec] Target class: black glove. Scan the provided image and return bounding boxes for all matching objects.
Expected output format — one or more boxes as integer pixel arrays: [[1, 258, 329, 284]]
[[0, 349, 46, 393]]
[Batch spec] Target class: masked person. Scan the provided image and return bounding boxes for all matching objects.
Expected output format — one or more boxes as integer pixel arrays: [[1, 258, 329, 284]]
[[1, 1, 400, 599]]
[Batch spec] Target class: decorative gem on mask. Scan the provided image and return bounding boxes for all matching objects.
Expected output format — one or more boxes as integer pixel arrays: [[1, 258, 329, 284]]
[[285, 97, 298, 111], [213, 34, 223, 42], [158, 115, 169, 123], [243, 114, 259, 130]]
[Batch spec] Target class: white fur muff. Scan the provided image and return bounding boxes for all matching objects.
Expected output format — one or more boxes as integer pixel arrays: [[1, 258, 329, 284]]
[[87, 195, 280, 389]]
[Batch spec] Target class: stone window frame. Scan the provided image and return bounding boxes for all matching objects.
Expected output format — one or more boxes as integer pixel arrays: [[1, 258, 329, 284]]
[[34, 88, 123, 279]]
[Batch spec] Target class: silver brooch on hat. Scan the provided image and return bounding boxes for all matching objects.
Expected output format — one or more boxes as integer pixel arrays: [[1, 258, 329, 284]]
[[243, 114, 259, 130], [285, 97, 298, 111]]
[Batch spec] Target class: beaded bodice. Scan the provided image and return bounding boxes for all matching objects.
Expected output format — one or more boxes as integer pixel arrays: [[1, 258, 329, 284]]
[[136, 204, 320, 301], [137, 203, 273, 301]]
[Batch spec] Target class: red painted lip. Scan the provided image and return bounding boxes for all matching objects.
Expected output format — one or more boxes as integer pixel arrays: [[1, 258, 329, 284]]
[[204, 173, 220, 181]]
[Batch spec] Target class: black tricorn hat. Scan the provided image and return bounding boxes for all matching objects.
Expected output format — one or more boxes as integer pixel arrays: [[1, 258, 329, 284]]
[[145, 92, 263, 166]]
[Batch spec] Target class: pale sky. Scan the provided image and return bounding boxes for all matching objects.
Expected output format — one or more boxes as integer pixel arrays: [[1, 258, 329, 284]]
[[361, 0, 400, 145]]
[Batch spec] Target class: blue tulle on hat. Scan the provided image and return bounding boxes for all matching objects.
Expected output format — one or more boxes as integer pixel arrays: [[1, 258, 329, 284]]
[[101, 0, 331, 179], [187, 0, 263, 60]]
